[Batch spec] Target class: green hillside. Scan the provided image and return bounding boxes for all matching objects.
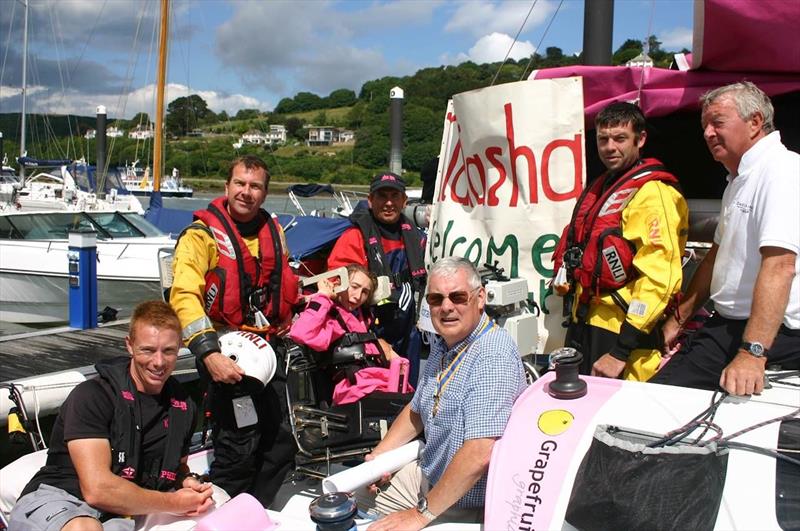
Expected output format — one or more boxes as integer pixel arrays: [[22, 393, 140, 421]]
[[1, 37, 684, 187]]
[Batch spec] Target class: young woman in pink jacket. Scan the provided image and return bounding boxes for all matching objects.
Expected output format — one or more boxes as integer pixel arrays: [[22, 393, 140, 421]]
[[290, 264, 409, 405]]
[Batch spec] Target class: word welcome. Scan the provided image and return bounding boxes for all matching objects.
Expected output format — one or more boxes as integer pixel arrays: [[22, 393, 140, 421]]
[[429, 219, 559, 312]]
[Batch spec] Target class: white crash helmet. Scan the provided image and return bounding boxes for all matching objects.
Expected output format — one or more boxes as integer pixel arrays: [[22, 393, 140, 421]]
[[219, 331, 277, 392]]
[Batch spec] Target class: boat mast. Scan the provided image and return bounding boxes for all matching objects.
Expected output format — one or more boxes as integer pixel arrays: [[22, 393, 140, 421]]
[[153, 0, 170, 192], [583, 0, 614, 66], [19, 0, 29, 180]]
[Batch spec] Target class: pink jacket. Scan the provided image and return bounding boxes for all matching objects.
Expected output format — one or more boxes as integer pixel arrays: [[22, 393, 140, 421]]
[[289, 293, 379, 356], [289, 293, 412, 404]]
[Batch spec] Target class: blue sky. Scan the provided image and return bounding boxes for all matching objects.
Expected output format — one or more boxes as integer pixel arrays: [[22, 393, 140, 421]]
[[0, 0, 694, 119]]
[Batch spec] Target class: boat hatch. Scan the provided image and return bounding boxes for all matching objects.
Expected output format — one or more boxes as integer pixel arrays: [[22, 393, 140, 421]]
[[0, 212, 165, 240]]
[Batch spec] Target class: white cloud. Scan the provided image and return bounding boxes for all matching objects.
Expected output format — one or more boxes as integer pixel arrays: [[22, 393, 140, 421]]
[[446, 1, 555, 38], [466, 33, 536, 64], [659, 27, 693, 50], [214, 1, 437, 103], [2, 83, 269, 119]]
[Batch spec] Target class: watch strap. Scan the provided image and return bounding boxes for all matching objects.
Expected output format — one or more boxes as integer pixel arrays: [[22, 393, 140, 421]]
[[417, 497, 437, 521], [740, 341, 766, 357], [418, 507, 437, 521]]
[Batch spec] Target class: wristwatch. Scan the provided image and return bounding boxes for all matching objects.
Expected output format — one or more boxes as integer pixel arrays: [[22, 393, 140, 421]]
[[416, 496, 437, 522], [181, 472, 204, 484], [740, 341, 766, 358]]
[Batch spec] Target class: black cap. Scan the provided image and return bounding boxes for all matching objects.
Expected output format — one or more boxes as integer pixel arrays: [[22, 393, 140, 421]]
[[369, 172, 406, 194]]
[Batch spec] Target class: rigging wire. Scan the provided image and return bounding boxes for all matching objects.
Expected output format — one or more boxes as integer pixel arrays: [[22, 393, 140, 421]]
[[520, 0, 566, 81], [134, 0, 160, 170], [634, 0, 658, 106], [103, 0, 150, 192], [0, 0, 16, 91], [48, 5, 71, 157], [490, 0, 538, 87]]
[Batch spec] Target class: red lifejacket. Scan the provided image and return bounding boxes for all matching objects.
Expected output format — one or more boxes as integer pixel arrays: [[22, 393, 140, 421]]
[[193, 197, 298, 330], [553, 159, 679, 302]]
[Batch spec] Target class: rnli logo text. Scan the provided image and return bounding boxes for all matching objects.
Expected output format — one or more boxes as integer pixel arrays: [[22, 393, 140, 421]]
[[602, 246, 626, 283]]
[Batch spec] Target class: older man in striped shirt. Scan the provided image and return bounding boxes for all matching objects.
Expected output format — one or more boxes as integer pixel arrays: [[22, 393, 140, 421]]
[[361, 257, 527, 530]]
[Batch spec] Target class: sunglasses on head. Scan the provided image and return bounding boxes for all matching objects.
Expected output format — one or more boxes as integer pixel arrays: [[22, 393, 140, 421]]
[[425, 288, 479, 307]]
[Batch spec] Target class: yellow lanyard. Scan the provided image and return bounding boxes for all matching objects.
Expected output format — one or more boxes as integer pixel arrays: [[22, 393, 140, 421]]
[[432, 319, 495, 417]]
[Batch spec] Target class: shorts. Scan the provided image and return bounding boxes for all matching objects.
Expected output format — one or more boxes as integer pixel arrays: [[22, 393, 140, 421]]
[[8, 484, 134, 531]]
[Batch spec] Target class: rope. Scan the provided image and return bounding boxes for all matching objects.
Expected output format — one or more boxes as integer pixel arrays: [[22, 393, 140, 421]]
[[634, 0, 657, 106], [648, 390, 727, 447], [520, 0, 566, 81], [720, 406, 800, 443], [490, 0, 538, 87], [722, 440, 800, 467]]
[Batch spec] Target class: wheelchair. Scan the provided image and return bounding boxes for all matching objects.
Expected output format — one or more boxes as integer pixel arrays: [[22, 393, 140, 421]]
[[283, 332, 413, 479]]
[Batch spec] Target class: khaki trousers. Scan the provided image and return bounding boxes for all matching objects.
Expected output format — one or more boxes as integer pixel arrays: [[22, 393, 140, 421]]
[[355, 461, 483, 524]]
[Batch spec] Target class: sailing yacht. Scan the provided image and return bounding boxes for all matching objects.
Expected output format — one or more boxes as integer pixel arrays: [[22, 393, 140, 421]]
[[0, 2, 175, 324]]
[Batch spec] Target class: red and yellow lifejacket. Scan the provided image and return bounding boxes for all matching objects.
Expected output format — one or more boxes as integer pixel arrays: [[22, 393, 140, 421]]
[[553, 159, 680, 302], [193, 197, 298, 329]]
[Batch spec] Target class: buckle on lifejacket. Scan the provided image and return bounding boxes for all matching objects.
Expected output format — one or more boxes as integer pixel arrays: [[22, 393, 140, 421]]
[[241, 310, 272, 335], [564, 246, 584, 269], [239, 323, 274, 336], [248, 286, 269, 311]]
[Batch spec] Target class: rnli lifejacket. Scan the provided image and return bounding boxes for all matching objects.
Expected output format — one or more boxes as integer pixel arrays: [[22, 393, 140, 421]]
[[349, 209, 427, 293], [193, 197, 299, 329], [94, 357, 194, 491], [553, 159, 680, 303]]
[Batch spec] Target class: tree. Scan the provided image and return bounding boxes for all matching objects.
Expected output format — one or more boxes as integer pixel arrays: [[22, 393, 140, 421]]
[[646, 35, 662, 55], [166, 94, 214, 136], [129, 112, 151, 128], [285, 117, 305, 140], [274, 97, 298, 114], [235, 108, 261, 121], [545, 47, 564, 61], [326, 88, 357, 108], [614, 39, 643, 55], [345, 101, 366, 129], [293, 92, 324, 112], [313, 111, 328, 126]]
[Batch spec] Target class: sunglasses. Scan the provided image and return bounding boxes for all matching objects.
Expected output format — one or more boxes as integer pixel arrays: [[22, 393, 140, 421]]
[[425, 288, 479, 307]]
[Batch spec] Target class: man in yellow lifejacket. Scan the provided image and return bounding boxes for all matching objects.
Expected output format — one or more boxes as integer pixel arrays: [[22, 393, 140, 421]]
[[552, 102, 689, 381], [169, 155, 299, 506]]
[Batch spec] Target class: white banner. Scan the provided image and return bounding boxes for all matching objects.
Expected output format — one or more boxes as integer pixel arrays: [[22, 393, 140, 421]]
[[427, 78, 586, 353]]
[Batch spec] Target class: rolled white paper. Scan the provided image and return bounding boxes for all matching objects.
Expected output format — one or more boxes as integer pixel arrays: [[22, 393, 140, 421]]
[[322, 440, 425, 494]]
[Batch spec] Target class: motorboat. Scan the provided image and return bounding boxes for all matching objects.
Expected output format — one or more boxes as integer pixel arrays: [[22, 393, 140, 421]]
[[0, 209, 173, 323], [120, 161, 193, 198], [0, 158, 145, 215]]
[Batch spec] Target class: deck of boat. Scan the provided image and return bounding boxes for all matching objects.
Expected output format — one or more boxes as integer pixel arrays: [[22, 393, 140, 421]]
[[0, 321, 134, 382]]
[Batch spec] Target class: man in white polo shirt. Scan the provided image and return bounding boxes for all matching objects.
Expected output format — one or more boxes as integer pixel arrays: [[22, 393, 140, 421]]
[[653, 81, 800, 395]]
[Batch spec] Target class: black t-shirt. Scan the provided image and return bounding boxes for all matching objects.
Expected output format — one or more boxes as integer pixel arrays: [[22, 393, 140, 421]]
[[22, 379, 193, 499]]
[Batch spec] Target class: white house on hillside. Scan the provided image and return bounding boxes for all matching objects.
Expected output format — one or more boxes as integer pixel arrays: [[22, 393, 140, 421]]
[[266, 125, 287, 144], [85, 127, 125, 139], [626, 52, 654, 68], [306, 126, 355, 146], [240, 125, 287, 146], [129, 125, 154, 140], [242, 130, 270, 145]]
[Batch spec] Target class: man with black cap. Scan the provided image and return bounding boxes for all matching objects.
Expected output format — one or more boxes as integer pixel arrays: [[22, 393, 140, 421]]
[[328, 172, 427, 381]]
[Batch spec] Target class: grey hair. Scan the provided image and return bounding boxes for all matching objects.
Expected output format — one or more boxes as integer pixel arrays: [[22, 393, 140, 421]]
[[701, 81, 775, 134], [429, 256, 482, 290]]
